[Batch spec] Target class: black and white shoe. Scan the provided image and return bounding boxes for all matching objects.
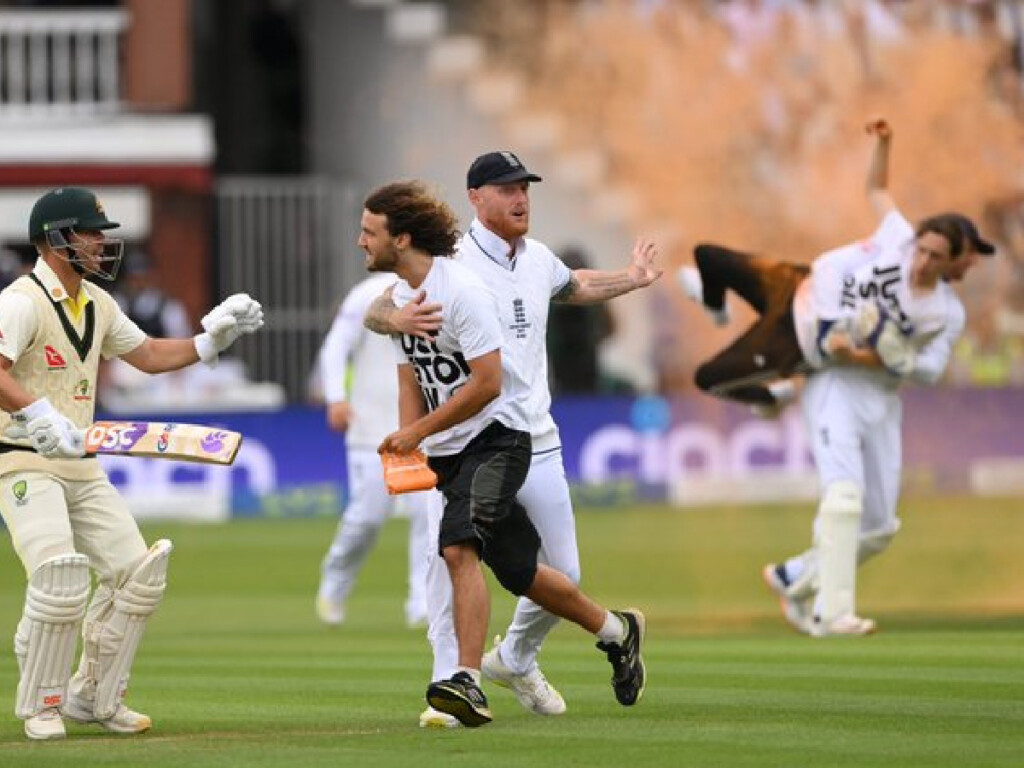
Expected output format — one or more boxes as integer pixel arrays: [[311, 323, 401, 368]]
[[597, 608, 647, 706], [426, 671, 493, 727]]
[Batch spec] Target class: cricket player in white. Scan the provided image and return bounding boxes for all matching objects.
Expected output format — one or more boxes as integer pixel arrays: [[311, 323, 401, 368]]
[[361, 179, 647, 728], [314, 273, 429, 628], [366, 152, 660, 727], [766, 119, 992, 635], [0, 187, 263, 740]]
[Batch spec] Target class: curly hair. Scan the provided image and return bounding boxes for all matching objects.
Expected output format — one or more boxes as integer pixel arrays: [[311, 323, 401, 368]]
[[363, 181, 460, 256]]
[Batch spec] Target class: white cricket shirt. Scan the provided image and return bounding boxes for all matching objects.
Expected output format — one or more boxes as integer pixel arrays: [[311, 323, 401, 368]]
[[793, 210, 966, 384], [456, 220, 572, 453], [318, 272, 400, 448], [391, 257, 531, 456]]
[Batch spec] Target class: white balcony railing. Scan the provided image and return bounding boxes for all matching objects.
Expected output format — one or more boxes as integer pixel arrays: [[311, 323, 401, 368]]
[[0, 8, 129, 121]]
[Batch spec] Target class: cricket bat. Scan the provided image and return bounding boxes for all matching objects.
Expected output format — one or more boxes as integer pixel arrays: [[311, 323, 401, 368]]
[[84, 421, 243, 465]]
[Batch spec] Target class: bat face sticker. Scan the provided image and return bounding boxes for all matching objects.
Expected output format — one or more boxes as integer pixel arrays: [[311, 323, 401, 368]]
[[200, 431, 228, 454]]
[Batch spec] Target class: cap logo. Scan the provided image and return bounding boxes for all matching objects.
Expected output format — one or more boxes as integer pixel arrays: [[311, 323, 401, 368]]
[[501, 152, 521, 168], [96, 199, 104, 215]]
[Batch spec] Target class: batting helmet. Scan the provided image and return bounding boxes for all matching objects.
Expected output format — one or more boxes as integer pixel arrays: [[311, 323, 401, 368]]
[[28, 187, 119, 241], [28, 188, 123, 280]]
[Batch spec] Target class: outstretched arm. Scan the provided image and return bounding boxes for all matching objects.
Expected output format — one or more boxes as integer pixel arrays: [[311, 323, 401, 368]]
[[865, 117, 896, 221], [553, 237, 662, 304]]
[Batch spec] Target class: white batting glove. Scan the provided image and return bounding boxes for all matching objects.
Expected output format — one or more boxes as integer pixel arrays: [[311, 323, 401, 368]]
[[194, 293, 264, 365], [4, 398, 86, 458], [874, 322, 916, 377], [856, 302, 916, 376]]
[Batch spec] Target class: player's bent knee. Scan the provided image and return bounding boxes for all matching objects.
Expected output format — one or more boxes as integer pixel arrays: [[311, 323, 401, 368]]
[[491, 561, 538, 597], [858, 520, 900, 564], [693, 243, 719, 269], [694, 363, 719, 392]]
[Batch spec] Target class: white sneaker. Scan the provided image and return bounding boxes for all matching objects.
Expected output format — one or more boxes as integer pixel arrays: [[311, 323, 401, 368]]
[[316, 595, 345, 626], [810, 614, 878, 638], [482, 636, 566, 716], [677, 266, 730, 326], [762, 563, 812, 634], [419, 706, 461, 729], [24, 707, 66, 740], [62, 696, 152, 734]]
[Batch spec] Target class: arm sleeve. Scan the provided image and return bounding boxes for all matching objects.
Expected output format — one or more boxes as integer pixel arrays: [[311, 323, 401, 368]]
[[0, 292, 39, 363], [909, 301, 966, 386], [319, 286, 373, 403], [543, 245, 573, 298], [101, 294, 147, 359]]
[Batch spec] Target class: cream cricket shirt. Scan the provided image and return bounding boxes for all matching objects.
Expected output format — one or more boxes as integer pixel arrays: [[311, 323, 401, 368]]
[[457, 220, 572, 454], [0, 259, 146, 480]]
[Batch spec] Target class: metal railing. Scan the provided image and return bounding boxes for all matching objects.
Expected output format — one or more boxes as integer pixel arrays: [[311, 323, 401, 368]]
[[216, 176, 364, 402], [0, 8, 128, 120]]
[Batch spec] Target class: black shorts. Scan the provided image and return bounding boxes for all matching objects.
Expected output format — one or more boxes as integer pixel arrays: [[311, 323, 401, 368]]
[[428, 421, 535, 558]]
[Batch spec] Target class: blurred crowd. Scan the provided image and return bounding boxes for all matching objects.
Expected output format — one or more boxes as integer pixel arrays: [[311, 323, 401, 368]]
[[471, 0, 1024, 390]]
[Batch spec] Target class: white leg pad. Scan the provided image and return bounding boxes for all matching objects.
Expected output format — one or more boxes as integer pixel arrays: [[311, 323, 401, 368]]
[[14, 554, 91, 718], [70, 539, 172, 720], [814, 481, 863, 625]]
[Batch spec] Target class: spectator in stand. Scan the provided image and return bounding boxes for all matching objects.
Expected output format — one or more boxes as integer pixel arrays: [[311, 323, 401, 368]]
[[113, 250, 192, 339]]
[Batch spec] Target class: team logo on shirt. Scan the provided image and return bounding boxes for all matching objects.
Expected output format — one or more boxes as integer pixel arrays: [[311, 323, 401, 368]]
[[74, 378, 92, 402], [12, 480, 28, 506], [400, 335, 471, 411], [44, 345, 67, 369], [510, 298, 531, 339]]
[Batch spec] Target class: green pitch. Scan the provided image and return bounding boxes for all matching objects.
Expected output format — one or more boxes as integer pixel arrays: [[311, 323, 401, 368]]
[[0, 497, 1022, 767]]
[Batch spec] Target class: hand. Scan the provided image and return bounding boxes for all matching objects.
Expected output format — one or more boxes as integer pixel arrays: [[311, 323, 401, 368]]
[[850, 301, 886, 347], [823, 326, 856, 361], [379, 426, 424, 456], [203, 293, 264, 340], [626, 237, 663, 289], [195, 293, 264, 364], [392, 290, 442, 340], [873, 321, 916, 377], [865, 117, 892, 140], [852, 301, 915, 375], [4, 398, 85, 458], [326, 401, 352, 433]]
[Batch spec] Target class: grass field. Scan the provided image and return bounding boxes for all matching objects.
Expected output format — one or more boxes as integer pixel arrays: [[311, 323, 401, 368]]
[[0, 497, 1022, 767]]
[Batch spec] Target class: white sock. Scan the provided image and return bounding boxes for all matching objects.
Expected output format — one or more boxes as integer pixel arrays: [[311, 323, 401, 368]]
[[456, 666, 481, 685], [596, 611, 626, 645]]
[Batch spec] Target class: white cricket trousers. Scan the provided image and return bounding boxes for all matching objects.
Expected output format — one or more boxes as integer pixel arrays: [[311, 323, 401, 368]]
[[318, 447, 429, 622], [793, 369, 904, 593], [426, 447, 579, 680]]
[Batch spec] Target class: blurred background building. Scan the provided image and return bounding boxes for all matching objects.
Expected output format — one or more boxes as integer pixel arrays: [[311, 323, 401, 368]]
[[3, 0, 1024, 514]]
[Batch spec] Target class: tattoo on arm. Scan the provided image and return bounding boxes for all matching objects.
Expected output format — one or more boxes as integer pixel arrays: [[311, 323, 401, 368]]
[[557, 269, 636, 304], [364, 295, 398, 335], [551, 275, 580, 303]]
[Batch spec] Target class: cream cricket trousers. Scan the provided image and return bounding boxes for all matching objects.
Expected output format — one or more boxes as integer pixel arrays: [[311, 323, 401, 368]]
[[0, 470, 148, 586]]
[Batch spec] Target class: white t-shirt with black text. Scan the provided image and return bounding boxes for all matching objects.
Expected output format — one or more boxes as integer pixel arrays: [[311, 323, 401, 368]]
[[391, 257, 531, 456], [792, 210, 965, 385]]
